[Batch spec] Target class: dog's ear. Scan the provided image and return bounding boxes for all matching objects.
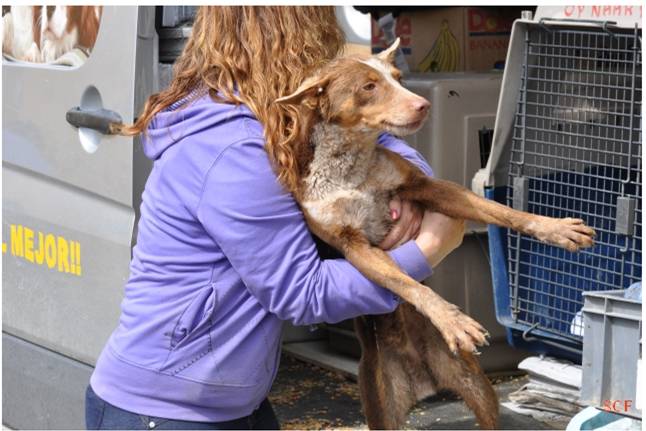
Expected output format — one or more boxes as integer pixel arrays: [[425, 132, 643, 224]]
[[275, 74, 329, 107], [376, 37, 400, 65]]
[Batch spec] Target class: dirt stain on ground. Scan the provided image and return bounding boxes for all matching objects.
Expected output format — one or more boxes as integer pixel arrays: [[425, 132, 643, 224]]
[[269, 355, 366, 429]]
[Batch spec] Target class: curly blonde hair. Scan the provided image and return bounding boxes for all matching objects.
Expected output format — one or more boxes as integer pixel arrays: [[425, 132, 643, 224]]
[[121, 6, 344, 194]]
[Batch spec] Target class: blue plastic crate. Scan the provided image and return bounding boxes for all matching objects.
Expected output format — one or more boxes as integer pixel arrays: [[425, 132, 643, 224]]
[[487, 181, 641, 361]]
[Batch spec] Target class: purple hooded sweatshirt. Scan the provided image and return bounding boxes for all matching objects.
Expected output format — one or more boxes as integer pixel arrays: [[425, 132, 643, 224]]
[[89, 90, 434, 422]]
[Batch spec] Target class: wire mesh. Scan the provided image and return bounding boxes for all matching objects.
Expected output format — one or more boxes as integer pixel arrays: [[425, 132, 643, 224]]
[[507, 24, 642, 348]]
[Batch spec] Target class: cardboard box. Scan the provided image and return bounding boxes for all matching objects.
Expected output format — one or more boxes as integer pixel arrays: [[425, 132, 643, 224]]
[[371, 7, 524, 72]]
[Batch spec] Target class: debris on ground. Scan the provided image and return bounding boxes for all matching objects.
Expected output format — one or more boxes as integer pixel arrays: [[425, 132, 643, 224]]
[[269, 354, 571, 430]]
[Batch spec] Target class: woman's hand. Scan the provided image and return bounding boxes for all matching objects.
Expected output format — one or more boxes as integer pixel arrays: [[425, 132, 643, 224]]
[[378, 197, 423, 250], [415, 212, 466, 268]]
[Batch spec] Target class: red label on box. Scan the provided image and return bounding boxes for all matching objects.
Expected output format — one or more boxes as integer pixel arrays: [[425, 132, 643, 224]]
[[468, 8, 515, 34], [562, 5, 642, 19]]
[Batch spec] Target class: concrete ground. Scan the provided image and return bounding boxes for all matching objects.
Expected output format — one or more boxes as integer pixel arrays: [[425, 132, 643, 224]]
[[270, 354, 571, 430]]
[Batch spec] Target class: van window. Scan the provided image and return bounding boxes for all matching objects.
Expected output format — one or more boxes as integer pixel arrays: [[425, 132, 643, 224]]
[[2, 6, 102, 67]]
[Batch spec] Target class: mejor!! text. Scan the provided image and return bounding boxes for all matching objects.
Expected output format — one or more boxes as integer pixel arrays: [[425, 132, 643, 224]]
[[3, 224, 82, 276]]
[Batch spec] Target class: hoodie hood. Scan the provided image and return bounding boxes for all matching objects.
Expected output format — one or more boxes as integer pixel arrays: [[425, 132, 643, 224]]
[[141, 90, 258, 160]]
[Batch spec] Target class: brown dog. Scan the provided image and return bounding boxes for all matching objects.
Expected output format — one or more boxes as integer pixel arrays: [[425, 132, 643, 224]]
[[276, 39, 595, 429]]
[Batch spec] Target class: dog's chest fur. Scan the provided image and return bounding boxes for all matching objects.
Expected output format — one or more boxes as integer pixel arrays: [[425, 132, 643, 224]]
[[301, 123, 405, 245]]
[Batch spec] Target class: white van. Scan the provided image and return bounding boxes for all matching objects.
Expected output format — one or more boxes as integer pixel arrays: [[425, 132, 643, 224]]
[[2, 6, 375, 428], [3, 7, 157, 429]]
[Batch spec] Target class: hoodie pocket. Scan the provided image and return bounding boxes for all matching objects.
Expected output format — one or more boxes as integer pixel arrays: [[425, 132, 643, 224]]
[[168, 283, 217, 351]]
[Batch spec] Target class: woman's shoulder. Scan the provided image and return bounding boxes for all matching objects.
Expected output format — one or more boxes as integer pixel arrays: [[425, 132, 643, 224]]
[[143, 92, 275, 204], [180, 92, 264, 143], [185, 95, 268, 166], [147, 91, 265, 158]]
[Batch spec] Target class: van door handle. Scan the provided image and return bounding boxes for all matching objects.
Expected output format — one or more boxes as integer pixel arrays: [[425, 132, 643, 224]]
[[66, 106, 124, 135]]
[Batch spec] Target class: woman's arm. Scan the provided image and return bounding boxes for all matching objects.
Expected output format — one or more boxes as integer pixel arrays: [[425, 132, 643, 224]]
[[377, 133, 466, 267], [378, 132, 434, 177], [196, 138, 432, 326], [376, 133, 433, 249]]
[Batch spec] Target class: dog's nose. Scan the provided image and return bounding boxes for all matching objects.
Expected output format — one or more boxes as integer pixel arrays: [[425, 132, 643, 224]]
[[413, 99, 430, 113]]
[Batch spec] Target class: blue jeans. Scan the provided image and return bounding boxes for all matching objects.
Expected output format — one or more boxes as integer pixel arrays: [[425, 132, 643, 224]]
[[85, 385, 280, 430]]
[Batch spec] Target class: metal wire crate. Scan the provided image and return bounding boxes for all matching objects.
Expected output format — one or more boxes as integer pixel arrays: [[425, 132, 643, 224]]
[[505, 22, 642, 353]]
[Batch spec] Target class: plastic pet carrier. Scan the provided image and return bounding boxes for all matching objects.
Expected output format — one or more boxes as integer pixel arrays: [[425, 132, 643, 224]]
[[472, 16, 642, 360]]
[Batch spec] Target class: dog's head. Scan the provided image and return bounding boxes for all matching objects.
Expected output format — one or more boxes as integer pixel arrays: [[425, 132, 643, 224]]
[[276, 39, 430, 136]]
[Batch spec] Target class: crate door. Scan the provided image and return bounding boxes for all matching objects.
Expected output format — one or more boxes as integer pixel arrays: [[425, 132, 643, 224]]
[[2, 6, 154, 366], [506, 24, 642, 351]]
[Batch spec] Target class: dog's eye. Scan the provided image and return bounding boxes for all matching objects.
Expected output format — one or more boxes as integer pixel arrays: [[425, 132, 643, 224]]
[[362, 82, 376, 91]]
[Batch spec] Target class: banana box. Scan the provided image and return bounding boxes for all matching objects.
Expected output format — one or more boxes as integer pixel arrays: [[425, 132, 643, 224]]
[[371, 7, 526, 73]]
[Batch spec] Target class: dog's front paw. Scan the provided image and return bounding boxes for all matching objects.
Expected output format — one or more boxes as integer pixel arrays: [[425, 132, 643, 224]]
[[429, 301, 489, 355], [532, 216, 595, 252], [22, 42, 41, 62], [41, 42, 56, 63]]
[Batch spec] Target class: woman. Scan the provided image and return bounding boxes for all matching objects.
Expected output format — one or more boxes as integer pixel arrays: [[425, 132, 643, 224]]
[[86, 6, 465, 430]]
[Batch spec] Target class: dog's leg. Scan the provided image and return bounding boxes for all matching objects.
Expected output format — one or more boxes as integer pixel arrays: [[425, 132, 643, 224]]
[[22, 41, 41, 62], [393, 168, 595, 253], [356, 316, 421, 429], [402, 305, 499, 429], [429, 347, 499, 429], [2, 12, 13, 55], [419, 337, 498, 429], [380, 148, 595, 252], [452, 354, 499, 430], [303, 213, 487, 354], [429, 357, 499, 429], [355, 316, 399, 430]]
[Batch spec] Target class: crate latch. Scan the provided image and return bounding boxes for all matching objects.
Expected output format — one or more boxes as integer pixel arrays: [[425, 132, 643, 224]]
[[616, 197, 636, 236], [512, 177, 529, 211]]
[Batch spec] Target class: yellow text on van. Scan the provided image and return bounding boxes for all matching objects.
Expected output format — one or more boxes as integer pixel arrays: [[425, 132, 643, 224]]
[[4, 224, 82, 276]]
